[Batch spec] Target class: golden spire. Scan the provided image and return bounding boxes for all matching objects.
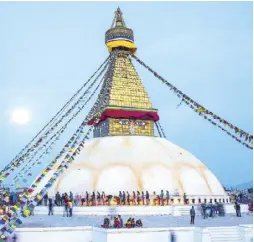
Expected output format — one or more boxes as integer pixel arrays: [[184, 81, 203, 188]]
[[90, 9, 159, 137]]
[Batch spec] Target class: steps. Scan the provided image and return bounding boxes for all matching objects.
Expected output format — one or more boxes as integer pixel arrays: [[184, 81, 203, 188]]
[[174, 206, 202, 216], [177, 206, 190, 216], [207, 226, 242, 242]]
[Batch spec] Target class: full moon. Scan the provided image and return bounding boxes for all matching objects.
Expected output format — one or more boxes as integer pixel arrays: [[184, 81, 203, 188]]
[[11, 109, 30, 125]]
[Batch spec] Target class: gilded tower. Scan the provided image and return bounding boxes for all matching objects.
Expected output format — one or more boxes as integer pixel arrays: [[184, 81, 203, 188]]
[[88, 8, 159, 137]]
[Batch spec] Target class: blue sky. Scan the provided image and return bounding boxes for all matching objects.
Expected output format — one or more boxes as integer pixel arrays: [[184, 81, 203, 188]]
[[0, 2, 252, 187]]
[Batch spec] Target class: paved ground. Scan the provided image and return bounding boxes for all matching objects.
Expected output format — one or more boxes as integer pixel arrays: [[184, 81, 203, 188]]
[[19, 213, 253, 228]]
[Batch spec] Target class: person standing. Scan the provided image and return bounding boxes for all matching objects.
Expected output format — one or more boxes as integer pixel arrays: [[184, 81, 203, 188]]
[[118, 215, 123, 228], [133, 191, 137, 205], [239, 193, 243, 203], [235, 202, 241, 217], [64, 193, 69, 205], [61, 193, 65, 206], [97, 192, 101, 206], [127, 192, 130, 205], [137, 191, 141, 205], [43, 193, 48, 206], [183, 193, 187, 205], [69, 200, 73, 217], [86, 192, 89, 206], [238, 203, 241, 217], [48, 198, 53, 216], [64, 200, 69, 217], [122, 191, 126, 205], [234, 202, 238, 216], [55, 192, 60, 206], [119, 191, 123, 205], [166, 191, 170, 205], [74, 193, 80, 206], [141, 191, 145, 205], [102, 191, 106, 205], [92, 192, 96, 206], [81, 192, 85, 206], [160, 190, 164, 206], [145, 191, 150, 205], [69, 191, 73, 201], [190, 206, 195, 224]]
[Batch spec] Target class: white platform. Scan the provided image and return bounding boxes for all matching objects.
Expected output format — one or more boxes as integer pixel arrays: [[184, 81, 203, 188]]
[[34, 204, 249, 216], [14, 224, 253, 242]]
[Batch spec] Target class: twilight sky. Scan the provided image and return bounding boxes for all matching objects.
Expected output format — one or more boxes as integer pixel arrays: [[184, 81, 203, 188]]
[[0, 1, 252, 187]]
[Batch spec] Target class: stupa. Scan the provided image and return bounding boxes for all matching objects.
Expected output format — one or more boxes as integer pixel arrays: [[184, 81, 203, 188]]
[[32, 8, 228, 203]]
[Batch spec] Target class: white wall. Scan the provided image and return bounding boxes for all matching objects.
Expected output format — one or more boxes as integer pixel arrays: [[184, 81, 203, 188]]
[[103, 228, 170, 242], [14, 225, 253, 242], [239, 225, 253, 242], [15, 226, 92, 242], [34, 204, 248, 216]]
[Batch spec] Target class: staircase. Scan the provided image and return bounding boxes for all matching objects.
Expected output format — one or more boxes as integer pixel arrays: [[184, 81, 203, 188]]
[[173, 205, 202, 216], [177, 206, 190, 215], [207, 226, 242, 242]]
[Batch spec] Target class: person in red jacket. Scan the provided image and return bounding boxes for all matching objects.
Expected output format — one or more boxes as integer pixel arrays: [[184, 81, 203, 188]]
[[114, 217, 121, 228]]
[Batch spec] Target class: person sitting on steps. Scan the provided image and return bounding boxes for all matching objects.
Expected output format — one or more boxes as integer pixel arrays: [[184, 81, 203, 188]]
[[136, 219, 143, 227]]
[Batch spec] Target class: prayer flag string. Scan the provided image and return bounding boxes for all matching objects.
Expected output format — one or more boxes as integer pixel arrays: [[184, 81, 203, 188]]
[[0, 53, 117, 240], [11, 63, 109, 185], [131, 54, 253, 150], [0, 58, 110, 186]]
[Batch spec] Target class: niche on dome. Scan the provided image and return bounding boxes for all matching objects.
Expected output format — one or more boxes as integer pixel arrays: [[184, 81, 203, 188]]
[[56, 167, 94, 194], [140, 164, 176, 193], [95, 165, 139, 194]]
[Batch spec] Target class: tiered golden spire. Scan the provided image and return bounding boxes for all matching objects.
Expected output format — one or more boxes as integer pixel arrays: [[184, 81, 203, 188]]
[[91, 8, 159, 138]]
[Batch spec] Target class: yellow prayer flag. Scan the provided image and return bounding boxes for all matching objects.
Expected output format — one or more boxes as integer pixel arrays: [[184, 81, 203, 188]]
[[11, 224, 17, 229], [23, 208, 31, 216], [13, 205, 19, 210], [197, 107, 206, 113]]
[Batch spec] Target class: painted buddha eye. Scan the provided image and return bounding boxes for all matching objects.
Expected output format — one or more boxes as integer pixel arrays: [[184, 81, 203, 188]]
[[119, 120, 129, 125], [136, 121, 146, 126]]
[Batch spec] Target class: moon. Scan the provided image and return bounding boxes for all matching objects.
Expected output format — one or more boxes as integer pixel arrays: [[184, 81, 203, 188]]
[[11, 109, 30, 125]]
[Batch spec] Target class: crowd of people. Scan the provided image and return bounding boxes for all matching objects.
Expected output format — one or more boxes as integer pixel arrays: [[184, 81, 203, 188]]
[[101, 215, 143, 228], [39, 190, 178, 207], [0, 187, 252, 217], [46, 193, 73, 216], [228, 188, 253, 204]]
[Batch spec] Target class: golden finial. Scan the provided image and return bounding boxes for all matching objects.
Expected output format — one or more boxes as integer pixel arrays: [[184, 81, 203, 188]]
[[106, 8, 136, 53]]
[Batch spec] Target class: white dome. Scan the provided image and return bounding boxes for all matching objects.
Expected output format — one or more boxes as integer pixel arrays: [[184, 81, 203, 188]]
[[32, 136, 226, 197]]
